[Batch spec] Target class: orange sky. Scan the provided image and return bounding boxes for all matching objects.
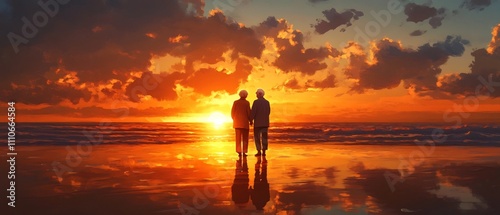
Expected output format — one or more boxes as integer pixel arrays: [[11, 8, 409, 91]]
[[1, 1, 500, 123]]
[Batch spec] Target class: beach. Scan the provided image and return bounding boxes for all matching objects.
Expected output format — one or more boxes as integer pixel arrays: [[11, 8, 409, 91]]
[[2, 141, 500, 215], [3, 0, 500, 214]]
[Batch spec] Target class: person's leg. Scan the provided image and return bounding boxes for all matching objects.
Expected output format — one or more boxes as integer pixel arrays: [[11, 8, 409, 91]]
[[235, 129, 242, 153], [262, 127, 268, 155], [254, 127, 262, 155], [242, 129, 249, 154]]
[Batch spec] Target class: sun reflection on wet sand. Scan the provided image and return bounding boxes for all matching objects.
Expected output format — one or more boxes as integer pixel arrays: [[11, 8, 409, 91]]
[[6, 143, 500, 214]]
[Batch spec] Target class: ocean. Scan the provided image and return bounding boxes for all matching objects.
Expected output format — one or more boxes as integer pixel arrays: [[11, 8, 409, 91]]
[[18, 122, 500, 146], [5, 122, 500, 214]]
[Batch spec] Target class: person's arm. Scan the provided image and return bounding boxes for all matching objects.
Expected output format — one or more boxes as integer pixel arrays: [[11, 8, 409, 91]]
[[231, 101, 235, 120], [251, 101, 257, 120], [247, 102, 253, 125], [268, 101, 271, 115]]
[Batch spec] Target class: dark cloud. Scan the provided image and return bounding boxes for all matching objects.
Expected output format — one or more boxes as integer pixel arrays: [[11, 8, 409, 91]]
[[428, 10, 446, 29], [410, 30, 427, 36], [180, 11, 264, 72], [404, 3, 446, 28], [422, 24, 500, 98], [310, 74, 336, 88], [404, 3, 438, 23], [313, 8, 364, 34], [1, 78, 92, 105], [323, 167, 337, 179], [274, 40, 335, 75], [279, 78, 301, 91], [461, 0, 492, 11], [182, 58, 253, 96], [275, 74, 336, 91], [22, 105, 182, 118], [0, 0, 264, 105], [256, 16, 340, 75], [433, 36, 470, 56], [345, 36, 469, 93], [433, 48, 500, 98], [125, 72, 182, 102], [126, 58, 252, 101], [259, 16, 280, 28]]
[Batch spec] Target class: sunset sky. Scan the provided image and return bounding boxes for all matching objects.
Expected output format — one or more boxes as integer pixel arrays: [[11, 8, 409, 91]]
[[1, 0, 500, 122]]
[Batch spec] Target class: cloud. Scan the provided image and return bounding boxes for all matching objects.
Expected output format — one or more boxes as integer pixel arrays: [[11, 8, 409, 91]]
[[0, 0, 264, 105], [487, 24, 500, 53], [182, 58, 253, 96], [256, 16, 340, 75], [434, 36, 471, 56], [434, 49, 500, 98], [345, 36, 470, 93], [125, 72, 183, 102], [404, 3, 446, 28], [312, 8, 364, 34], [311, 74, 336, 88], [404, 3, 438, 23], [432, 25, 500, 98], [461, 0, 493, 11], [274, 40, 335, 75], [275, 74, 337, 91], [428, 8, 447, 29], [410, 30, 427, 36], [281, 78, 301, 90], [2, 79, 92, 105], [23, 105, 182, 118], [125, 57, 253, 101]]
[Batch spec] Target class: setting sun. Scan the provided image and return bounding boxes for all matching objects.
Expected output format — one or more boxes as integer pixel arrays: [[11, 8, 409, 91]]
[[207, 111, 231, 129]]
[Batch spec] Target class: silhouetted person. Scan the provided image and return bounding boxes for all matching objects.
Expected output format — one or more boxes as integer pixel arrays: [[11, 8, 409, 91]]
[[231, 90, 252, 157], [231, 156, 250, 209], [251, 88, 270, 156], [250, 156, 269, 211]]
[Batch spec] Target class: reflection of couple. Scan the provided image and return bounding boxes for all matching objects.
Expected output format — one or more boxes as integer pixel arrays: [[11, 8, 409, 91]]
[[231, 89, 271, 157], [231, 156, 270, 211]]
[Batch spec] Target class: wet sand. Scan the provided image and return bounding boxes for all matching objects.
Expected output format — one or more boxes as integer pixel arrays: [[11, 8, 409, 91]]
[[2, 142, 500, 214]]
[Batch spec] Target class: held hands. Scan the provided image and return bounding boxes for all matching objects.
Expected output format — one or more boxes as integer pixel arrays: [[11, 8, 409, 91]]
[[250, 121, 253, 126]]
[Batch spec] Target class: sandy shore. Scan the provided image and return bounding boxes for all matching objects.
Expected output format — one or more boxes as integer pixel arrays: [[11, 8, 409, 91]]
[[2, 142, 500, 214]]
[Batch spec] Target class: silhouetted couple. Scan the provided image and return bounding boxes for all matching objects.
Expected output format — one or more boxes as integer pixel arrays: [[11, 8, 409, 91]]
[[231, 156, 270, 211], [231, 89, 271, 157]]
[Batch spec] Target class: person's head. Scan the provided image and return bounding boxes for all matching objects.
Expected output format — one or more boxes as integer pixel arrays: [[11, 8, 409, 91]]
[[239, 90, 248, 99], [256, 89, 265, 98]]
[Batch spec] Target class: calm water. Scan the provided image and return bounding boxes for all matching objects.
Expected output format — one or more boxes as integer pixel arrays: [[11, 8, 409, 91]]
[[18, 122, 500, 146], [5, 123, 500, 214]]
